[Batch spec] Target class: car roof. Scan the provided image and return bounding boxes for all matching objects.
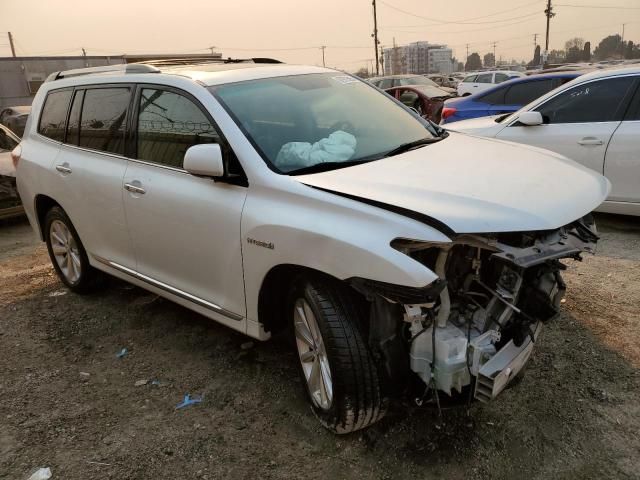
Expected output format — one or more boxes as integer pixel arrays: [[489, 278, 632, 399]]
[[370, 74, 423, 81], [42, 62, 341, 89]]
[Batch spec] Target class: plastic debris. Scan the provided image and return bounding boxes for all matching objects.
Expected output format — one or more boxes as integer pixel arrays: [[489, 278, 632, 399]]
[[175, 394, 203, 410], [27, 467, 52, 480], [115, 348, 128, 358], [151, 380, 161, 386], [79, 372, 90, 377], [48, 290, 67, 297], [134, 379, 148, 387], [240, 341, 254, 350]]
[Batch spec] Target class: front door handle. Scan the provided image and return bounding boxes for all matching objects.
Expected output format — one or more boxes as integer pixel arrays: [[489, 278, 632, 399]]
[[55, 164, 72, 174], [578, 137, 604, 146], [124, 182, 146, 195]]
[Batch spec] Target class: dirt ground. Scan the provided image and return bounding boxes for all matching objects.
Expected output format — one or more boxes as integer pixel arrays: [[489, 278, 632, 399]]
[[1, 214, 639, 480]]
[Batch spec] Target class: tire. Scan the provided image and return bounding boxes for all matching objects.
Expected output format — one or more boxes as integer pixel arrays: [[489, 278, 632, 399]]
[[289, 276, 385, 434], [44, 206, 105, 293]]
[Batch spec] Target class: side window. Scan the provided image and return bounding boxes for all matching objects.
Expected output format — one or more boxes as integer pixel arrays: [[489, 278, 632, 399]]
[[136, 88, 219, 169], [504, 80, 554, 105], [0, 125, 18, 151], [494, 73, 510, 83], [624, 81, 640, 121], [66, 90, 84, 146], [79, 88, 131, 155], [476, 73, 493, 84], [463, 75, 477, 83], [536, 77, 636, 124], [38, 89, 72, 142], [479, 88, 506, 104], [379, 79, 393, 89]]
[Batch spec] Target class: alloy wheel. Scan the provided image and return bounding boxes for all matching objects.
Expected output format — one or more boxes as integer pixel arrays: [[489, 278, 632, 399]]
[[50, 220, 81, 283], [293, 298, 333, 410]]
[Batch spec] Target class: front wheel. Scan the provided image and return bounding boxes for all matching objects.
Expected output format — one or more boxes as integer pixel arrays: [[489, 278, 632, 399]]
[[289, 277, 385, 434]]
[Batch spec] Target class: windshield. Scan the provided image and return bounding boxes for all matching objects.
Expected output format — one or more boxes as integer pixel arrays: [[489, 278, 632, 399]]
[[212, 73, 438, 174]]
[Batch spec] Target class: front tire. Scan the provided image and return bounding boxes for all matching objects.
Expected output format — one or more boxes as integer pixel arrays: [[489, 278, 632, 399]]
[[44, 206, 104, 293], [289, 276, 385, 434]]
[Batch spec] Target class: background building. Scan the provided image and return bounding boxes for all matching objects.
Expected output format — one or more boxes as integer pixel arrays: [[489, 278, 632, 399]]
[[382, 41, 452, 75], [0, 53, 222, 108]]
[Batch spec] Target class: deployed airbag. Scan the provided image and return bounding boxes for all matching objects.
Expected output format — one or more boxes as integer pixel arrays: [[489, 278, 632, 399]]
[[275, 131, 356, 170]]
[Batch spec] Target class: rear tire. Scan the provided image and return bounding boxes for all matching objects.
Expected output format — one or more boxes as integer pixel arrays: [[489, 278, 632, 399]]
[[44, 206, 105, 294], [289, 276, 386, 434]]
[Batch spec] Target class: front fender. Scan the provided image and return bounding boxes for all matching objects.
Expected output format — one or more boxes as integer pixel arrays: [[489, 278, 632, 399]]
[[241, 183, 451, 322]]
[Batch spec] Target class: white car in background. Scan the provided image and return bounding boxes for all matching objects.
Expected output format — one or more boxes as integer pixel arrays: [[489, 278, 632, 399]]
[[16, 61, 608, 434], [457, 70, 526, 97], [448, 67, 640, 216]]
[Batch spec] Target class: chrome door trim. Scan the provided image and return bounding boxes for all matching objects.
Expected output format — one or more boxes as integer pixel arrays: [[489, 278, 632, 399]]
[[93, 255, 243, 321]]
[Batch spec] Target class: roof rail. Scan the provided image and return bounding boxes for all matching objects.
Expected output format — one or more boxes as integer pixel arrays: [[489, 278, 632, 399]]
[[135, 57, 283, 67], [45, 63, 160, 82]]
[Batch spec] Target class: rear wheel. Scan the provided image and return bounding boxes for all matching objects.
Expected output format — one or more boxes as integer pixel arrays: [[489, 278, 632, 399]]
[[289, 276, 385, 433], [44, 206, 104, 293]]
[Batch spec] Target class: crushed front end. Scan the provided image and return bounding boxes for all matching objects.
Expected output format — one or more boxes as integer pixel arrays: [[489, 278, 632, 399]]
[[355, 214, 599, 403]]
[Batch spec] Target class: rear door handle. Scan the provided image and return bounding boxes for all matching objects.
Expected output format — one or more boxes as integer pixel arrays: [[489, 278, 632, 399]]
[[124, 183, 146, 195], [578, 137, 604, 146], [55, 164, 72, 174]]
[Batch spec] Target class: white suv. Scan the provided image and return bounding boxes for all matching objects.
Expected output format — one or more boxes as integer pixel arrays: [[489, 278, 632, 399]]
[[15, 61, 608, 433], [457, 70, 525, 97]]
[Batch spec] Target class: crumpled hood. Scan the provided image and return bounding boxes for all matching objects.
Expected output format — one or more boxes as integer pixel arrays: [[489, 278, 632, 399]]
[[296, 132, 610, 234]]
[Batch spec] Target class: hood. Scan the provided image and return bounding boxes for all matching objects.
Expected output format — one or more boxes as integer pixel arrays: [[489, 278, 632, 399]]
[[445, 115, 505, 135], [296, 132, 610, 235]]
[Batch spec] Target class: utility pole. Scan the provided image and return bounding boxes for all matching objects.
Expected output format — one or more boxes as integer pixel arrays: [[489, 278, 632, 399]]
[[465, 43, 470, 71], [320, 46, 326, 67], [372, 0, 380, 75], [491, 42, 497, 66], [544, 0, 555, 64], [622, 23, 626, 56], [379, 45, 384, 74], [8, 32, 16, 57], [533, 33, 538, 48]]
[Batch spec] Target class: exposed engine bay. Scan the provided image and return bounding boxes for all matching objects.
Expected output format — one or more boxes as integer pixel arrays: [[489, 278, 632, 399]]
[[353, 214, 599, 403]]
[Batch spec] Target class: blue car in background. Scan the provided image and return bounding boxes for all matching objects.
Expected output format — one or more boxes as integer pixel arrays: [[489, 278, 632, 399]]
[[441, 72, 582, 124]]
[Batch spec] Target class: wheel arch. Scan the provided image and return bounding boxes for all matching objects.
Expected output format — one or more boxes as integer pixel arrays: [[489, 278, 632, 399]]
[[33, 194, 62, 240]]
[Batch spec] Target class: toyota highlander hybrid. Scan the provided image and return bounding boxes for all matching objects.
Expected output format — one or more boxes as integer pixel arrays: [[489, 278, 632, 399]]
[[14, 60, 609, 433]]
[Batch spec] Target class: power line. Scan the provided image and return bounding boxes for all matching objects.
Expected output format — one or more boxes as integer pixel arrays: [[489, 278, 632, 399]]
[[381, 15, 539, 33], [556, 3, 640, 9], [378, 0, 541, 26]]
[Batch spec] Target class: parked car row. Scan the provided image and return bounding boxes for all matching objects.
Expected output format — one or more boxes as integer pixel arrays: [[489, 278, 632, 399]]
[[0, 123, 23, 219], [0, 105, 31, 137]]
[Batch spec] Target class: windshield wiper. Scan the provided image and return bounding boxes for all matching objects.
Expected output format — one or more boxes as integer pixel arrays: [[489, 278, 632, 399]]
[[287, 160, 372, 176], [383, 137, 442, 158]]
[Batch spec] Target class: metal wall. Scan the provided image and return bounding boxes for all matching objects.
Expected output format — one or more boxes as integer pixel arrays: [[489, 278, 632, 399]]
[[0, 56, 125, 108]]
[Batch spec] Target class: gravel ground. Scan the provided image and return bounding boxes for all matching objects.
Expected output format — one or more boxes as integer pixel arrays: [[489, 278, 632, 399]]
[[1, 214, 639, 480]]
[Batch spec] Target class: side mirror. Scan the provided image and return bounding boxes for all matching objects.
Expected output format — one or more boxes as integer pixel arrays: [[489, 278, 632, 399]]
[[518, 111, 543, 126], [184, 144, 224, 177]]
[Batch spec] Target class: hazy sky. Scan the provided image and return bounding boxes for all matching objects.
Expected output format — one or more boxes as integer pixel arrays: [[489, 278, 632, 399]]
[[1, 0, 639, 71]]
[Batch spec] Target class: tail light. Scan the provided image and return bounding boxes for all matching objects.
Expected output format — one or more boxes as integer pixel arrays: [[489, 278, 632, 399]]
[[441, 107, 457, 121], [11, 144, 21, 169]]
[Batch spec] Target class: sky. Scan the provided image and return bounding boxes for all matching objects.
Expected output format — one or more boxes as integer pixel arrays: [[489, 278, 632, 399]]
[[1, 0, 639, 72]]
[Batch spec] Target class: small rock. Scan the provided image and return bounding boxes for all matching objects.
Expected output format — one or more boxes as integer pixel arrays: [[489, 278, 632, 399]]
[[48, 290, 67, 297], [79, 372, 91, 377], [135, 379, 148, 387], [240, 341, 254, 350]]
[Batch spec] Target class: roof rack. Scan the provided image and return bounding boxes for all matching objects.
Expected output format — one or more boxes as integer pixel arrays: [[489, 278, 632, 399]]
[[136, 57, 282, 67], [45, 64, 160, 82]]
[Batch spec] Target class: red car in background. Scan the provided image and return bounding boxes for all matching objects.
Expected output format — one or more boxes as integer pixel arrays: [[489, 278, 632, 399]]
[[385, 85, 454, 124]]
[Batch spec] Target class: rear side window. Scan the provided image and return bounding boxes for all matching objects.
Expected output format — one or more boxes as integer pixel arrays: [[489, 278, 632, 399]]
[[79, 87, 131, 155], [504, 79, 554, 105], [38, 90, 72, 142], [136, 88, 219, 169], [494, 73, 510, 83], [476, 73, 493, 84], [536, 77, 636, 124], [479, 88, 506, 104], [463, 75, 477, 83]]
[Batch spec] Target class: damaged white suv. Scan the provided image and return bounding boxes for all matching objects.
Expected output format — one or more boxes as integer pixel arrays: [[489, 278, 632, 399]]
[[15, 61, 609, 433]]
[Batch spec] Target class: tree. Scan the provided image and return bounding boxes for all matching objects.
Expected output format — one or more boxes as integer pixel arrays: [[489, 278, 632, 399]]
[[565, 46, 582, 63], [483, 52, 495, 68], [456, 61, 465, 72], [565, 37, 585, 51], [624, 41, 640, 59], [583, 42, 591, 62], [353, 67, 370, 79], [547, 49, 566, 64], [529, 45, 541, 66], [594, 34, 622, 60], [465, 52, 482, 71]]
